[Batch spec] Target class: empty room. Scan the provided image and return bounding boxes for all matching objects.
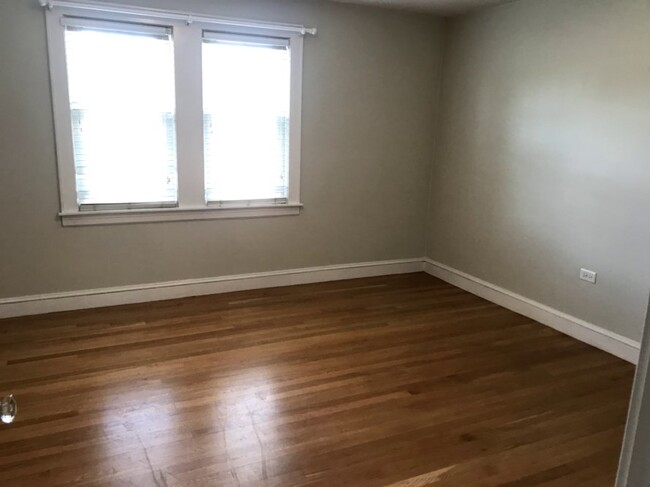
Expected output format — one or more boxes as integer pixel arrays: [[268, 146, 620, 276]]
[[1, 0, 649, 485]]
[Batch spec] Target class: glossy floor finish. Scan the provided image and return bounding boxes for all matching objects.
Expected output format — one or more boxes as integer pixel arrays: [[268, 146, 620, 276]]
[[0, 273, 634, 486]]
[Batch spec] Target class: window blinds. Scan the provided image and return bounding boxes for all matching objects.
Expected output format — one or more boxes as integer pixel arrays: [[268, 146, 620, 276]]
[[64, 20, 178, 208], [202, 33, 291, 205]]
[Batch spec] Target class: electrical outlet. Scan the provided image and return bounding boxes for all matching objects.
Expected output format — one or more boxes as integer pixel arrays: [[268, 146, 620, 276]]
[[580, 268, 597, 284]]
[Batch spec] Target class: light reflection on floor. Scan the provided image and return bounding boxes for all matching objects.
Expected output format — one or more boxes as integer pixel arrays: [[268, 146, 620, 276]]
[[100, 367, 281, 484]]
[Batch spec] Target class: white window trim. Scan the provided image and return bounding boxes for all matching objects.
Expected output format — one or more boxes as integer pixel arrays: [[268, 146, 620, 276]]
[[42, 1, 314, 226], [59, 204, 303, 226]]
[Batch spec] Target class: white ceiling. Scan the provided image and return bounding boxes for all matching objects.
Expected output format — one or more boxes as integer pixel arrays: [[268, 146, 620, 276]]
[[332, 0, 514, 15]]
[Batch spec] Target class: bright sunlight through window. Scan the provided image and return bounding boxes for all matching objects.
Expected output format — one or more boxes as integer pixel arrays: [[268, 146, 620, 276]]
[[65, 25, 177, 207], [46, 3, 308, 225], [202, 35, 291, 204]]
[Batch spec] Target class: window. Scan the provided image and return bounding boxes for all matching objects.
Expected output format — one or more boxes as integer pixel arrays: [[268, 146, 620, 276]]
[[203, 33, 291, 206], [43, 1, 313, 225], [64, 21, 177, 209]]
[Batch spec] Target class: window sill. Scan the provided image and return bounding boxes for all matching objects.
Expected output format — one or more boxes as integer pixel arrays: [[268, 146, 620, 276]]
[[59, 203, 303, 226]]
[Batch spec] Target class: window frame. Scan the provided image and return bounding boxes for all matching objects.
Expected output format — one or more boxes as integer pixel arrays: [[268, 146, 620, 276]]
[[43, 3, 307, 226]]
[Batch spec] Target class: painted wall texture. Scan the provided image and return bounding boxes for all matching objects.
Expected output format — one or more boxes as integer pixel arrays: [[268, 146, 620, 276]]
[[1, 0, 649, 342], [426, 0, 650, 340], [0, 0, 442, 297]]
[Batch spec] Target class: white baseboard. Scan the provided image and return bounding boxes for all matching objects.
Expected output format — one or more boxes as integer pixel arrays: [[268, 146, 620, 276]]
[[0, 258, 424, 320], [423, 258, 640, 364], [1, 256, 639, 364]]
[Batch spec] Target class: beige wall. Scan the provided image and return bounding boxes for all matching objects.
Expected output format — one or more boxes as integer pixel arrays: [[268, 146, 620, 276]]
[[427, 0, 650, 340], [0, 0, 442, 298], [2, 0, 648, 343]]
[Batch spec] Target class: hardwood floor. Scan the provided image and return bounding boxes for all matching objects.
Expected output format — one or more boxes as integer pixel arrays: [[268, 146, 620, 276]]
[[0, 273, 634, 486]]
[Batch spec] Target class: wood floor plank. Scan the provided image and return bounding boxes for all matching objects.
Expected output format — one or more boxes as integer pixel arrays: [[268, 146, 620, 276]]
[[0, 273, 633, 486]]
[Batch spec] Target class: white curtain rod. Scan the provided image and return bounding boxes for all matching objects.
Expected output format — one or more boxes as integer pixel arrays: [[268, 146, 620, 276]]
[[38, 0, 318, 35]]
